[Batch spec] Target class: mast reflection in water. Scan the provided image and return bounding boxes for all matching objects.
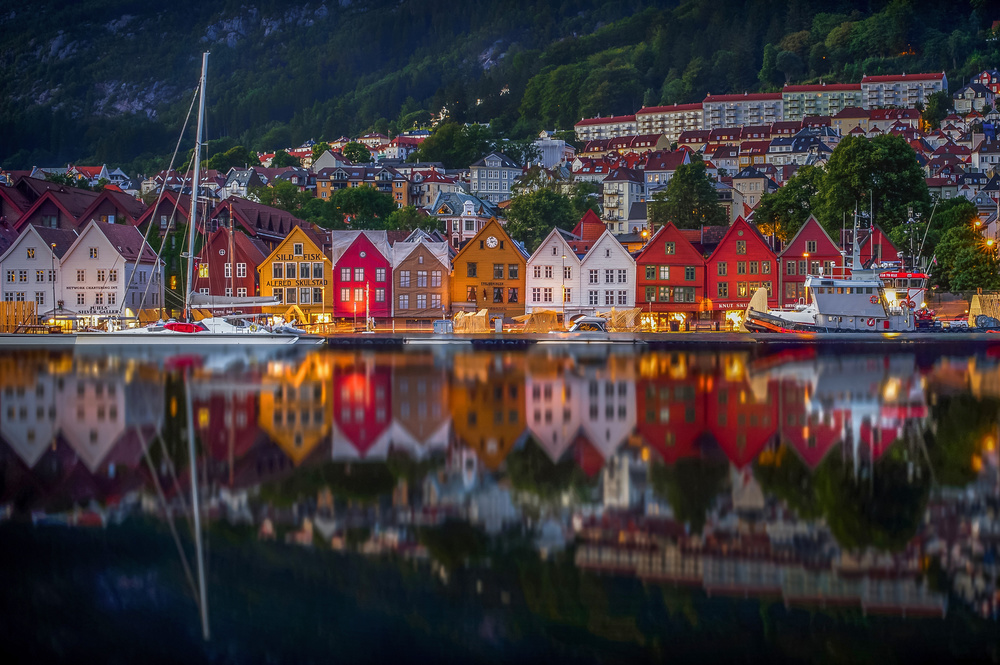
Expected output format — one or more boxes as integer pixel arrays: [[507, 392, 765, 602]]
[[0, 347, 998, 662]]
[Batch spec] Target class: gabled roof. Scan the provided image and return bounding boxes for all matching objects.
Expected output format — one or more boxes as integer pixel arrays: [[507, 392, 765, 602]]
[[391, 237, 450, 268], [0, 224, 78, 265], [14, 186, 101, 231], [451, 217, 528, 263], [706, 217, 775, 262], [66, 220, 159, 264], [76, 189, 148, 226], [211, 196, 306, 239], [134, 189, 193, 229], [643, 150, 690, 172], [428, 191, 500, 218], [581, 228, 636, 265], [778, 215, 842, 258], [470, 152, 519, 169], [330, 230, 392, 265], [526, 227, 582, 266], [568, 209, 606, 246], [634, 222, 703, 264], [602, 166, 643, 183]]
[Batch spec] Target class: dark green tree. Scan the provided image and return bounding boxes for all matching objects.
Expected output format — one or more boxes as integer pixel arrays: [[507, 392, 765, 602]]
[[815, 447, 930, 553], [822, 135, 930, 234], [648, 457, 729, 534], [648, 159, 726, 230], [921, 91, 952, 130], [505, 439, 595, 503], [932, 223, 1000, 293], [311, 142, 332, 160], [754, 446, 822, 519], [270, 150, 301, 168], [926, 395, 1000, 487], [384, 205, 440, 232], [775, 50, 806, 84], [569, 181, 602, 217], [754, 165, 826, 240], [329, 185, 397, 227], [249, 180, 310, 213], [504, 188, 577, 252], [205, 145, 259, 172], [342, 142, 372, 164]]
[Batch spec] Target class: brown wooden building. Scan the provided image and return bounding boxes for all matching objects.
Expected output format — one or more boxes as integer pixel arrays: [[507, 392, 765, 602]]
[[391, 238, 451, 326]]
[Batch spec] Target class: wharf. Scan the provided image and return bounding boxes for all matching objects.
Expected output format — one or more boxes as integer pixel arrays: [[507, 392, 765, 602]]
[[324, 331, 1000, 352]]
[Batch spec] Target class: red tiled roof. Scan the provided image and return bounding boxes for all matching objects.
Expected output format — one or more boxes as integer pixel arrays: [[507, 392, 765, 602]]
[[783, 83, 860, 92], [704, 93, 782, 103], [635, 103, 702, 115], [861, 72, 945, 83], [93, 221, 159, 263], [574, 114, 636, 127]]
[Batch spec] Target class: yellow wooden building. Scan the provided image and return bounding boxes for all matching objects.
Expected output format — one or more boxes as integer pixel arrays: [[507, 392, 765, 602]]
[[258, 353, 333, 465], [257, 226, 332, 324]]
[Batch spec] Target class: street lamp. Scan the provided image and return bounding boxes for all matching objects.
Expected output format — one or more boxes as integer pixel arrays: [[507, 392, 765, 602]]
[[561, 253, 566, 326], [50, 243, 57, 323]]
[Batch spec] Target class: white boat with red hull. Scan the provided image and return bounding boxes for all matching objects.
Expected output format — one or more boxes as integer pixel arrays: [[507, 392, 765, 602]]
[[744, 218, 934, 333]]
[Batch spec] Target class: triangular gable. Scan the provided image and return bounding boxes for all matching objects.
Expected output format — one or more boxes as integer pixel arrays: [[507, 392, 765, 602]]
[[527, 227, 582, 267], [14, 188, 99, 232], [778, 215, 842, 258], [76, 189, 148, 226], [706, 217, 776, 263], [570, 209, 606, 242], [635, 222, 704, 266], [581, 228, 637, 266], [451, 217, 527, 264], [257, 225, 326, 271]]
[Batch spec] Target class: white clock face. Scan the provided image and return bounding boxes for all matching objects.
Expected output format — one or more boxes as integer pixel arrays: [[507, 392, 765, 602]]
[[486, 236, 498, 248]]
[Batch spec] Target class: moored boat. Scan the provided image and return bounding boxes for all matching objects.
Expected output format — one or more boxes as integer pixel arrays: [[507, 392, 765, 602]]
[[744, 217, 934, 333]]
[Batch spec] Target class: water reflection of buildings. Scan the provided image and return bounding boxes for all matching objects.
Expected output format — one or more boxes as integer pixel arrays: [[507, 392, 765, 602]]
[[575, 512, 947, 617], [2, 348, 996, 619], [0, 354, 163, 507]]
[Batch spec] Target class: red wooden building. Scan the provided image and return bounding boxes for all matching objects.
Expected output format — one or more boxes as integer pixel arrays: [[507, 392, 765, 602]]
[[841, 224, 902, 268], [332, 362, 392, 460], [705, 356, 778, 468], [330, 230, 393, 323], [636, 369, 704, 464], [634, 222, 707, 330], [778, 215, 843, 307], [705, 217, 778, 328], [192, 226, 270, 299]]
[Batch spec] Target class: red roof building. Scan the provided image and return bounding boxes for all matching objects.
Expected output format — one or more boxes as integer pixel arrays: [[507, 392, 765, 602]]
[[777, 216, 843, 307], [705, 217, 778, 325], [634, 222, 707, 329]]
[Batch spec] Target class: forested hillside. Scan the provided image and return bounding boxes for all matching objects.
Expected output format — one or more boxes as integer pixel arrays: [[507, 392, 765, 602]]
[[1, 0, 997, 174]]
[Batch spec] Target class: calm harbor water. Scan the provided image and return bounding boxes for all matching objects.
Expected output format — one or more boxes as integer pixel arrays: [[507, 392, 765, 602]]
[[0, 345, 998, 663]]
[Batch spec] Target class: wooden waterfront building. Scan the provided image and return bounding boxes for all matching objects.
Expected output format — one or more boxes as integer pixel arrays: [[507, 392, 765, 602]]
[[450, 218, 528, 321]]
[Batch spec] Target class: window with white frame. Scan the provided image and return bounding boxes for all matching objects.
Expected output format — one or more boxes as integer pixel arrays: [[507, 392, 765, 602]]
[[77, 270, 85, 282], [605, 291, 614, 305], [237, 263, 247, 278]]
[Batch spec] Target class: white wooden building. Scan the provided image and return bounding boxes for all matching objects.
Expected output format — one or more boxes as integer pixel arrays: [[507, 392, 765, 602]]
[[60, 220, 164, 325], [579, 229, 636, 313], [0, 225, 78, 314], [525, 228, 583, 316]]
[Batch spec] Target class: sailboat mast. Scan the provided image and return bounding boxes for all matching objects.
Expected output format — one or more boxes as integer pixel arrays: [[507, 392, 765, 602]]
[[185, 52, 209, 321]]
